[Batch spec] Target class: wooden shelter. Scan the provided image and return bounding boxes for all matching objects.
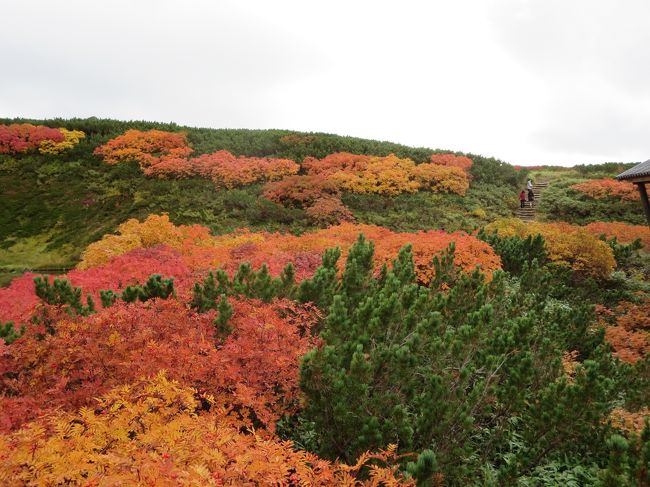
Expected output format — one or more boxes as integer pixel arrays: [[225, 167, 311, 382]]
[[616, 159, 650, 226]]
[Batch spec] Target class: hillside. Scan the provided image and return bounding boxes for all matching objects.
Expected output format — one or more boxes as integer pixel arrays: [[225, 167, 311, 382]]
[[0, 117, 523, 283], [1, 119, 649, 485]]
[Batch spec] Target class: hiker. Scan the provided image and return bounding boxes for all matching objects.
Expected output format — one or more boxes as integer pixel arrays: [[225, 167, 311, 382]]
[[527, 179, 533, 191], [519, 190, 527, 208], [528, 188, 535, 207]]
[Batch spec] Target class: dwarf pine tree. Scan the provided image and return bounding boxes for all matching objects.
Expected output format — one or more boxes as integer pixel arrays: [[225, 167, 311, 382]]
[[214, 294, 234, 342], [297, 247, 341, 309], [99, 289, 119, 308], [477, 231, 548, 274], [191, 264, 296, 311], [0, 321, 25, 345], [297, 237, 617, 483], [121, 274, 175, 303], [33, 276, 95, 317]]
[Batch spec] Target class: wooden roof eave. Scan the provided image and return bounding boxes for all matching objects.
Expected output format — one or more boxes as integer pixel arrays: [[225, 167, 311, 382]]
[[624, 175, 650, 184]]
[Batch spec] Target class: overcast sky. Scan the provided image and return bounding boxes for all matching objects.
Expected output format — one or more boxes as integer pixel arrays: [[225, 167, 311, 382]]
[[2, 0, 649, 166]]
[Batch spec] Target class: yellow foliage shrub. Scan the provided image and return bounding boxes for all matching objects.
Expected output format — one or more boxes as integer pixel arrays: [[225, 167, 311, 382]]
[[306, 153, 469, 196], [0, 373, 414, 486], [329, 154, 421, 195], [78, 214, 186, 269], [484, 218, 616, 278], [38, 128, 85, 155], [411, 163, 469, 195]]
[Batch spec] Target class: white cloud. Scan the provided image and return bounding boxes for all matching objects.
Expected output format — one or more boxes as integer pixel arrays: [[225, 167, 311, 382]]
[[1, 0, 649, 165]]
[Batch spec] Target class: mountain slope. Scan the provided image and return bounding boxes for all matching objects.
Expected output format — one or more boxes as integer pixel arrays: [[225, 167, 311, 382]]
[[0, 117, 522, 282]]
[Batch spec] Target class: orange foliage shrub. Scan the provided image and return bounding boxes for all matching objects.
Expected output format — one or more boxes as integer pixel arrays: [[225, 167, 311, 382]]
[[610, 407, 650, 434], [429, 153, 473, 173], [187, 150, 299, 188], [561, 350, 580, 383], [93, 129, 193, 168], [76, 215, 500, 285], [0, 298, 314, 432], [236, 223, 501, 285], [263, 152, 471, 218], [263, 175, 341, 207], [570, 178, 639, 201], [0, 123, 65, 154], [584, 221, 650, 251], [306, 196, 356, 226], [303, 152, 371, 177], [484, 218, 615, 278], [95, 130, 299, 187], [0, 374, 413, 486], [600, 299, 650, 364]]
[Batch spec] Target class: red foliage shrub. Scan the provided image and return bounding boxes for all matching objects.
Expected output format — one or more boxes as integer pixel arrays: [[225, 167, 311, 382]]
[[0, 298, 315, 433], [0, 124, 65, 154], [570, 178, 639, 201], [0, 273, 40, 325]]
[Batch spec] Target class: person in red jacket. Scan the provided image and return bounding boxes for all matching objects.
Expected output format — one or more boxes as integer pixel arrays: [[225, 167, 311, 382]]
[[519, 190, 527, 208]]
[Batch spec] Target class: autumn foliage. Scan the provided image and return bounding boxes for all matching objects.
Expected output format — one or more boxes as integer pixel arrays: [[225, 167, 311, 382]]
[[609, 407, 650, 434], [94, 129, 298, 188], [583, 221, 650, 251], [75, 215, 500, 283], [599, 299, 650, 364], [429, 153, 473, 173], [0, 298, 314, 432], [93, 129, 193, 167], [263, 175, 341, 207], [305, 196, 356, 226], [0, 123, 83, 155], [263, 152, 471, 223], [185, 150, 299, 188], [77, 214, 196, 269], [0, 214, 501, 336], [38, 128, 86, 155], [302, 152, 469, 196], [570, 178, 639, 201], [0, 374, 413, 486], [484, 218, 616, 278]]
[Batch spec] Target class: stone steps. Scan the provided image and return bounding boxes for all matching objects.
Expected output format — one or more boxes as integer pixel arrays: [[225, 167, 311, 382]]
[[517, 181, 548, 223]]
